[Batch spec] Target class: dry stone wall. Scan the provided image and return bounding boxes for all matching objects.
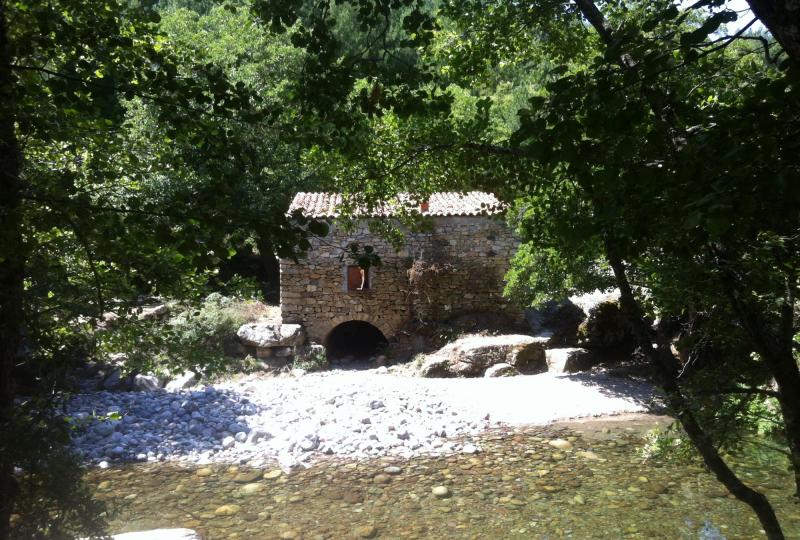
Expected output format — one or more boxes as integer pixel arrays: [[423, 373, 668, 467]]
[[280, 216, 522, 342]]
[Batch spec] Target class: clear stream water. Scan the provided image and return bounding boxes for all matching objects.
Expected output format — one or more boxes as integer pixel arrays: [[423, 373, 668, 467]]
[[87, 416, 800, 539]]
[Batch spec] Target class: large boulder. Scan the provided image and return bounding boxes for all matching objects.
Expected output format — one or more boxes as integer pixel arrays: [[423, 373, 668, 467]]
[[545, 348, 597, 373], [525, 300, 586, 346], [132, 374, 161, 392], [577, 300, 633, 350], [165, 371, 198, 391], [525, 290, 633, 352], [138, 304, 169, 321], [419, 334, 548, 378], [484, 363, 520, 377], [236, 323, 305, 348]]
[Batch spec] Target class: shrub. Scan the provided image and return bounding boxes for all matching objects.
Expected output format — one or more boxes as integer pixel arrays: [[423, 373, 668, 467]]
[[293, 344, 329, 372], [99, 293, 274, 378]]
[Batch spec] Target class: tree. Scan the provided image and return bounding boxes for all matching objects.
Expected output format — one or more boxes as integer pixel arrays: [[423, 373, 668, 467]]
[[442, 1, 799, 537], [0, 0, 320, 536], [746, 0, 800, 62], [256, 0, 799, 536]]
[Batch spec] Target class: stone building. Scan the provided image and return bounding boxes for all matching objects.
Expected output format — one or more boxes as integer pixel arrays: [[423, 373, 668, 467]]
[[280, 192, 522, 356]]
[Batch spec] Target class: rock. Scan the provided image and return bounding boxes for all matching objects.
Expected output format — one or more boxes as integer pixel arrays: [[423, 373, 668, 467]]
[[419, 334, 548, 378], [195, 468, 213, 477], [298, 435, 319, 451], [110, 529, 201, 540], [524, 299, 587, 346], [576, 451, 600, 460], [373, 473, 391, 485], [263, 469, 283, 480], [275, 347, 294, 358], [139, 304, 169, 321], [355, 525, 377, 538], [573, 494, 586, 505], [103, 369, 123, 391], [165, 372, 198, 391], [247, 429, 272, 444], [383, 466, 402, 475], [461, 444, 479, 454], [483, 363, 520, 377], [214, 504, 241, 516], [548, 439, 573, 450], [431, 486, 451, 498], [239, 483, 264, 495], [235, 431, 247, 443], [233, 470, 262, 483], [545, 348, 597, 374], [416, 355, 453, 378], [342, 490, 364, 504], [94, 420, 119, 437], [237, 323, 305, 348], [222, 436, 235, 449], [648, 482, 668, 495], [228, 422, 249, 434], [576, 298, 633, 350], [132, 374, 161, 392]]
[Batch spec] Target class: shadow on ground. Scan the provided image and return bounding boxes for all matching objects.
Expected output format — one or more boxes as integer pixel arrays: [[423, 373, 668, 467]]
[[69, 387, 260, 463], [561, 371, 665, 412]]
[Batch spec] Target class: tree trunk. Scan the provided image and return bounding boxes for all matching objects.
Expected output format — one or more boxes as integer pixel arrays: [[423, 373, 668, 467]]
[[603, 240, 787, 539], [714, 248, 800, 498], [0, 2, 24, 538], [570, 0, 787, 535], [746, 0, 800, 63]]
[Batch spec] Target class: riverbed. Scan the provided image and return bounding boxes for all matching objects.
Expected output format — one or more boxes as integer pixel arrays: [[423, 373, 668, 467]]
[[87, 415, 800, 539]]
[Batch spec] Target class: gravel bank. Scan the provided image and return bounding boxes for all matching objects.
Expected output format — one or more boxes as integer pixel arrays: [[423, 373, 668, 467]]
[[67, 369, 658, 471]]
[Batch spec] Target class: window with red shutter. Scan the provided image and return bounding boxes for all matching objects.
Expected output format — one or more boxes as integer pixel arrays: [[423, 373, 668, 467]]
[[346, 265, 368, 291]]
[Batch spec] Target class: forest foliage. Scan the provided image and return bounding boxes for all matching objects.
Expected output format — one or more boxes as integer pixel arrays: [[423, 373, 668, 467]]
[[0, 0, 799, 537]]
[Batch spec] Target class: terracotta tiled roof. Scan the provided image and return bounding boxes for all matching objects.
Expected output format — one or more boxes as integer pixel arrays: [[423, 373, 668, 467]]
[[288, 192, 505, 218]]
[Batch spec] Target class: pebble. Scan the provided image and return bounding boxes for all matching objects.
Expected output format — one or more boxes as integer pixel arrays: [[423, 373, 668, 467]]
[[234, 470, 262, 483], [373, 474, 391, 485], [548, 439, 573, 451], [66, 370, 652, 470], [239, 483, 264, 495], [355, 524, 377, 538], [214, 504, 241, 516], [432, 486, 451, 498]]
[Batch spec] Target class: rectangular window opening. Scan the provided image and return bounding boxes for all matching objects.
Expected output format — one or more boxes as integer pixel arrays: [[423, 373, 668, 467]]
[[347, 265, 369, 291]]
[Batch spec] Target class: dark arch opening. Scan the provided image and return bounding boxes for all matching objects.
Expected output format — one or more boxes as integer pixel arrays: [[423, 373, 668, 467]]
[[325, 321, 388, 362]]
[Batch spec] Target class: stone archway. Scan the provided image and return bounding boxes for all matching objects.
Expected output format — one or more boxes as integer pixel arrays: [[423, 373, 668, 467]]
[[318, 315, 396, 344], [325, 320, 389, 361]]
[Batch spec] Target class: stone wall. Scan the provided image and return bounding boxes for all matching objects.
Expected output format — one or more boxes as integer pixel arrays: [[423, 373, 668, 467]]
[[280, 216, 522, 342]]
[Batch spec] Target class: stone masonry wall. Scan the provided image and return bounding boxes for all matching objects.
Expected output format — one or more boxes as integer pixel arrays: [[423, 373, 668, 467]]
[[280, 216, 521, 343]]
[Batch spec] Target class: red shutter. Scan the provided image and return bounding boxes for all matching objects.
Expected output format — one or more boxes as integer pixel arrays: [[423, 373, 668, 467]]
[[347, 265, 366, 290]]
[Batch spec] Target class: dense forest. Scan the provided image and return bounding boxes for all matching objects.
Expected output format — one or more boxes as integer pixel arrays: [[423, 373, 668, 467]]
[[1, 0, 798, 538]]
